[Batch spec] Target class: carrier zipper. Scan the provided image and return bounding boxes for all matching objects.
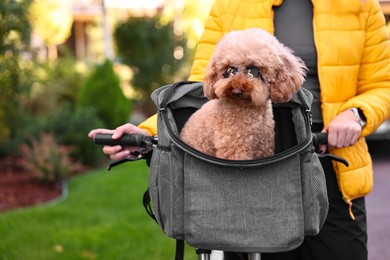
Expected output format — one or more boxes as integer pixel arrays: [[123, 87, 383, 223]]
[[160, 100, 313, 168], [160, 81, 199, 108]]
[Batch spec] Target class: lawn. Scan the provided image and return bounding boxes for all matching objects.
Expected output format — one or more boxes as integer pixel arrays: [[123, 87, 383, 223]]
[[0, 161, 197, 260]]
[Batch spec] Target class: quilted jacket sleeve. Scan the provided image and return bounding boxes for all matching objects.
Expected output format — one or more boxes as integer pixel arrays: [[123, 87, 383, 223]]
[[340, 0, 390, 137]]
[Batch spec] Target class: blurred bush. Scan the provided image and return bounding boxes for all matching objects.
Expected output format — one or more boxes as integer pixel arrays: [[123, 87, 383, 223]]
[[0, 54, 113, 169], [0, 56, 88, 154], [19, 132, 82, 183], [4, 105, 106, 186], [45, 103, 106, 166], [23, 55, 86, 116], [0, 55, 131, 175], [0, 0, 33, 151], [113, 14, 190, 115], [77, 59, 131, 129]]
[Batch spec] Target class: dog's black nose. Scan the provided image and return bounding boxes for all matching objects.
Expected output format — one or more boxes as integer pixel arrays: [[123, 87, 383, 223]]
[[231, 89, 243, 98]]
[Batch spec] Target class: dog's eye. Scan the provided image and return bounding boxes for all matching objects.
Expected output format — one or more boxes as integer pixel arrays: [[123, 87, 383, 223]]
[[244, 66, 260, 78], [245, 66, 265, 81], [223, 67, 238, 78]]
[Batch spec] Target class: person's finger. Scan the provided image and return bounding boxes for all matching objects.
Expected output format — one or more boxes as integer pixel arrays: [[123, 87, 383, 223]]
[[335, 129, 347, 148], [318, 144, 327, 154], [112, 123, 139, 139], [110, 150, 131, 161], [88, 128, 114, 138], [327, 128, 338, 148], [351, 131, 360, 145], [103, 145, 122, 154]]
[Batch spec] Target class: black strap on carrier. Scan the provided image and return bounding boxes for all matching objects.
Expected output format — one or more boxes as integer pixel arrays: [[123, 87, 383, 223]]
[[143, 189, 185, 260]]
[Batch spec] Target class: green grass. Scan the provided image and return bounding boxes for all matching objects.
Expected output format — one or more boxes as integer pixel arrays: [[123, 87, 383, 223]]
[[0, 161, 197, 260]]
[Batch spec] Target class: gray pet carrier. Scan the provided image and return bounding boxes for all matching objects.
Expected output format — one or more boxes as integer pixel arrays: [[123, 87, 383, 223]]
[[147, 81, 329, 253]]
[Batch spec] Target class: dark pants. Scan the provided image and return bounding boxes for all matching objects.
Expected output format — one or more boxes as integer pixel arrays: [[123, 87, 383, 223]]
[[224, 156, 368, 260]]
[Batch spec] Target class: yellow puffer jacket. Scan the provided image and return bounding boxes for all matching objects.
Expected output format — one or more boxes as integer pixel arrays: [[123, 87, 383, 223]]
[[140, 0, 390, 214]]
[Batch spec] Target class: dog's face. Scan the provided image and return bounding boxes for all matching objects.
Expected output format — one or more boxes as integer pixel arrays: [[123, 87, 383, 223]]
[[204, 28, 307, 105]]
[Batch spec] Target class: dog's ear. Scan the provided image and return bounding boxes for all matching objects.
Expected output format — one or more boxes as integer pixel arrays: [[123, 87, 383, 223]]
[[269, 49, 307, 103], [203, 61, 219, 99]]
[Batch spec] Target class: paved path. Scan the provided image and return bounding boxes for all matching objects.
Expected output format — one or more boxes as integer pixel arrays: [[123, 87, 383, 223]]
[[366, 146, 390, 260]]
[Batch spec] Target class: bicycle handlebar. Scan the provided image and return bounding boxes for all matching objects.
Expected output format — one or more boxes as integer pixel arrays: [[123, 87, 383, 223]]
[[311, 132, 349, 166], [93, 133, 327, 150], [92, 132, 348, 168], [93, 133, 157, 148], [312, 132, 328, 147]]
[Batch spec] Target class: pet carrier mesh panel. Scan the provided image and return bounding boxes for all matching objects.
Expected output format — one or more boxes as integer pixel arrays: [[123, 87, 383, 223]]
[[148, 81, 328, 252]]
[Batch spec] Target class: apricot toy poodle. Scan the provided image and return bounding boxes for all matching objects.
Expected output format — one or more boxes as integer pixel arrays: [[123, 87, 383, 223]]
[[180, 28, 307, 160]]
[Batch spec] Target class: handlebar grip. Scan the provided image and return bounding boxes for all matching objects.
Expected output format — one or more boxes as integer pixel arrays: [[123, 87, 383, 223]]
[[312, 132, 328, 146], [312, 132, 349, 167], [93, 133, 145, 147]]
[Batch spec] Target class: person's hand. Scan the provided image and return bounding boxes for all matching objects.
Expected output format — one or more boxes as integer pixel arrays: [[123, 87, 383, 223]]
[[319, 109, 362, 153], [88, 123, 151, 161]]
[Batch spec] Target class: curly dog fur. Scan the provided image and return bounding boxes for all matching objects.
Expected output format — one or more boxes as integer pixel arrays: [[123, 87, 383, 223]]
[[180, 28, 307, 160]]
